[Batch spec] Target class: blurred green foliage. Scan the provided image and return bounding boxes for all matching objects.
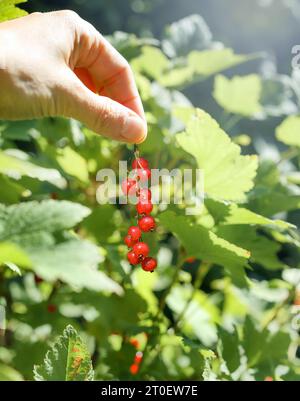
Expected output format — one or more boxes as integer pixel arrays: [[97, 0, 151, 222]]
[[0, 0, 300, 381]]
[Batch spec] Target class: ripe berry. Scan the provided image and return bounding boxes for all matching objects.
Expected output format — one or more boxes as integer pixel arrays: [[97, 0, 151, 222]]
[[130, 338, 140, 349], [264, 376, 273, 382], [136, 201, 153, 215], [137, 168, 151, 182], [138, 216, 155, 232], [132, 157, 149, 170], [124, 235, 137, 248], [134, 352, 143, 364], [127, 251, 139, 265], [141, 257, 157, 272], [185, 257, 196, 263], [47, 304, 57, 313], [129, 363, 139, 375], [34, 274, 43, 284], [139, 188, 152, 201], [128, 226, 141, 241], [133, 242, 149, 259], [121, 179, 137, 195]]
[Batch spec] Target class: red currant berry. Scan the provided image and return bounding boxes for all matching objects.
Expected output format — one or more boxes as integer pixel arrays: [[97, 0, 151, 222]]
[[134, 352, 143, 364], [138, 216, 155, 232], [136, 201, 153, 215], [133, 242, 149, 259], [137, 168, 151, 182], [121, 179, 137, 195], [139, 188, 152, 201], [47, 304, 57, 313], [129, 363, 139, 375], [124, 235, 137, 248], [128, 226, 141, 241], [132, 157, 149, 170], [127, 251, 139, 265], [141, 257, 157, 272]]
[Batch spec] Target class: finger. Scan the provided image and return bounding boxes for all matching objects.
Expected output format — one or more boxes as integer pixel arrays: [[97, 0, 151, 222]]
[[60, 70, 147, 144], [75, 27, 146, 122]]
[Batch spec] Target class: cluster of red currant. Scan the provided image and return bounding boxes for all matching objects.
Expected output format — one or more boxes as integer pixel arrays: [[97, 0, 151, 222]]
[[122, 155, 157, 273]]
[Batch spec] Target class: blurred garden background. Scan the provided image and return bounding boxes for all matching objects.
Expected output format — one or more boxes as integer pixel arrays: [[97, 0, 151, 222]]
[[0, 0, 300, 381]]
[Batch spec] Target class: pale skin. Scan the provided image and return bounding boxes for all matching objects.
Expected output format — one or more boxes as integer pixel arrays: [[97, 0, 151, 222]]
[[0, 10, 147, 143]]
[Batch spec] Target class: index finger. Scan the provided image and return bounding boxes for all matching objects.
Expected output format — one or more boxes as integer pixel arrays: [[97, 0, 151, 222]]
[[75, 26, 146, 123]]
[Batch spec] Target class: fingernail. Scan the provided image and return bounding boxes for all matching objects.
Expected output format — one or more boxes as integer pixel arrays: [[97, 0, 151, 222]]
[[121, 115, 147, 143]]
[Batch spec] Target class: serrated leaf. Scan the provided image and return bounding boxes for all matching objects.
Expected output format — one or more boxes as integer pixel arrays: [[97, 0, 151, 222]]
[[162, 14, 212, 58], [213, 74, 262, 116], [276, 115, 300, 147], [132, 46, 169, 81], [34, 325, 94, 381], [176, 109, 258, 201], [30, 239, 123, 294], [160, 211, 249, 286], [188, 48, 252, 77], [0, 150, 66, 188], [0, 364, 23, 381]]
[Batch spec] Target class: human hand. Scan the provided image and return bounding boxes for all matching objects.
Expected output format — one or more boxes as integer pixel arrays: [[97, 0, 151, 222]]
[[0, 10, 147, 143]]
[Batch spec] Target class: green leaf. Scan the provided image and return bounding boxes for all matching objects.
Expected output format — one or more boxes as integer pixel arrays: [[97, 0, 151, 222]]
[[206, 200, 294, 230], [260, 75, 298, 117], [34, 325, 94, 381], [82, 205, 115, 242], [0, 242, 31, 267], [0, 364, 23, 381], [188, 48, 252, 77], [167, 285, 219, 346], [30, 239, 122, 294], [0, 0, 27, 22], [176, 109, 258, 201], [160, 211, 249, 286], [162, 14, 212, 58], [0, 200, 122, 293], [0, 150, 66, 188], [242, 317, 266, 367], [0, 175, 24, 204], [276, 115, 300, 147], [216, 225, 283, 270], [56, 147, 89, 183], [132, 46, 169, 81], [213, 74, 262, 116]]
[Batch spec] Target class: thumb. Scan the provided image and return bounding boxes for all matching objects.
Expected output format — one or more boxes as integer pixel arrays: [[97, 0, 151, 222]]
[[59, 72, 147, 144]]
